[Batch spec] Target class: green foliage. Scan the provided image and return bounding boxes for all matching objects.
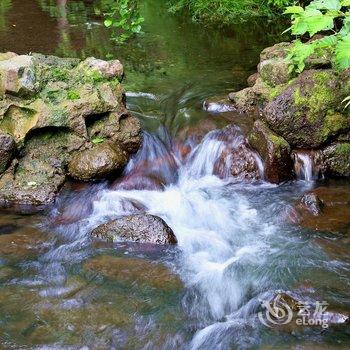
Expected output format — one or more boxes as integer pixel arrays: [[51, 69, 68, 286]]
[[67, 90, 80, 100], [91, 136, 105, 144], [167, 0, 293, 25], [285, 0, 350, 72], [103, 0, 144, 44]]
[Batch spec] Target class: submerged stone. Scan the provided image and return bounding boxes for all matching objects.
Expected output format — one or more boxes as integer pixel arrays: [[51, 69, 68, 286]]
[[91, 214, 177, 245], [294, 186, 350, 234], [83, 255, 182, 291]]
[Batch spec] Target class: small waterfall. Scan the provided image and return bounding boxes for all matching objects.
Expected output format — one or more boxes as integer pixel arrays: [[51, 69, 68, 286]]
[[293, 151, 319, 181]]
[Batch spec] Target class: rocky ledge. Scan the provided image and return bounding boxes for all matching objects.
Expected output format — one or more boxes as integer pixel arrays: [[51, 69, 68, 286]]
[[0, 52, 141, 207], [213, 42, 350, 183]]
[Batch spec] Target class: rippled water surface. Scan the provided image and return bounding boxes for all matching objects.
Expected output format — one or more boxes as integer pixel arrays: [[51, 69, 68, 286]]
[[0, 1, 350, 349]]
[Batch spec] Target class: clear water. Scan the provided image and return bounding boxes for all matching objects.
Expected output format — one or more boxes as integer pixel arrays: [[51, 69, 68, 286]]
[[0, 1, 350, 349]]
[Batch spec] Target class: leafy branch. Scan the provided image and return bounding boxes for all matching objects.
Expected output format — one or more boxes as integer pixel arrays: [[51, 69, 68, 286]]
[[284, 0, 350, 72]]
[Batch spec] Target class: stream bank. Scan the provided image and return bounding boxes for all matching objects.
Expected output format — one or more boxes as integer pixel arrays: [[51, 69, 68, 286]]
[[0, 1, 350, 349]]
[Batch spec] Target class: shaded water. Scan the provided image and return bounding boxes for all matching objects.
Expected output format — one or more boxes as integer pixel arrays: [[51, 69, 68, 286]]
[[1, 1, 350, 349]]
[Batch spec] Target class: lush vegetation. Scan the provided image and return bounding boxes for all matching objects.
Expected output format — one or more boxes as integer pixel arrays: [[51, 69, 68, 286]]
[[285, 0, 350, 73], [167, 0, 292, 24], [102, 0, 144, 43]]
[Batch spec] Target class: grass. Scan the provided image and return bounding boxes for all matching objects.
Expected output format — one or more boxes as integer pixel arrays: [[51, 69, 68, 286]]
[[167, 0, 290, 25]]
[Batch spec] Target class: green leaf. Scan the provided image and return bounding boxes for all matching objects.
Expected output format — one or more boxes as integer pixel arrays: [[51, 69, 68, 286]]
[[104, 18, 113, 27], [341, 0, 350, 6], [307, 0, 341, 10], [335, 34, 350, 69], [284, 6, 304, 14]]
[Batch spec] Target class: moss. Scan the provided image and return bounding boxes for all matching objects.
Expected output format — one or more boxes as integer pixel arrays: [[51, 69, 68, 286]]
[[321, 112, 348, 139], [293, 72, 335, 123], [335, 143, 350, 155], [51, 67, 69, 81], [268, 85, 285, 101], [270, 134, 289, 149], [66, 90, 80, 101]]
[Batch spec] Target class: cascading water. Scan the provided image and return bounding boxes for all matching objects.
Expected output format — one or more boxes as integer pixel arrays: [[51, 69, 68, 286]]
[[293, 151, 318, 181], [19, 124, 345, 349]]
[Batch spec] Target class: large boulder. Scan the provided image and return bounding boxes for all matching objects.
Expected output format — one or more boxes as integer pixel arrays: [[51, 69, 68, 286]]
[[262, 70, 349, 148], [68, 142, 128, 181], [248, 120, 293, 183], [0, 53, 142, 207], [91, 214, 177, 245], [0, 131, 15, 175]]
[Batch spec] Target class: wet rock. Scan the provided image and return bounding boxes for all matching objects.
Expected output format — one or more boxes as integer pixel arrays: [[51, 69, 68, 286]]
[[321, 143, 350, 177], [247, 72, 259, 87], [88, 112, 142, 154], [91, 214, 177, 245], [83, 255, 182, 291], [228, 143, 261, 179], [203, 97, 236, 113], [258, 58, 292, 87], [213, 126, 261, 180], [0, 129, 83, 206], [68, 142, 128, 181], [228, 87, 257, 113], [248, 120, 293, 183], [77, 57, 124, 80], [294, 186, 350, 234], [262, 70, 349, 148], [299, 192, 324, 216], [228, 77, 271, 113], [260, 42, 292, 61], [0, 55, 36, 97], [0, 131, 15, 174]]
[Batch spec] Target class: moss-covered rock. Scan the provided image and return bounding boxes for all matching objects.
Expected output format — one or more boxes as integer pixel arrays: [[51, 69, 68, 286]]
[[248, 120, 293, 183], [258, 58, 292, 87], [0, 53, 141, 207], [322, 143, 350, 177], [262, 70, 349, 148]]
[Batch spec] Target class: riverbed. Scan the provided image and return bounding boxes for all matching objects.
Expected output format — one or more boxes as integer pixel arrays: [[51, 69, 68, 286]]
[[0, 1, 350, 349]]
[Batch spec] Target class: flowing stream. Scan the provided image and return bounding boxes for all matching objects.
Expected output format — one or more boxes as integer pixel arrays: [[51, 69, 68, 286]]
[[0, 1, 350, 349]]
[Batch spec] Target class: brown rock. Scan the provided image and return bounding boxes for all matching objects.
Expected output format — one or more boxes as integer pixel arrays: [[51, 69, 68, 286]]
[[248, 120, 293, 183], [68, 142, 128, 181], [0, 131, 15, 174], [91, 214, 177, 245]]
